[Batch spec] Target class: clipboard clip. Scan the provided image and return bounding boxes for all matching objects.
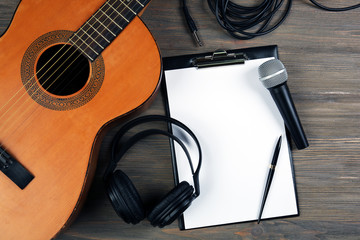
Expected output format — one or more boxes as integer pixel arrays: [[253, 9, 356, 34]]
[[192, 50, 248, 68]]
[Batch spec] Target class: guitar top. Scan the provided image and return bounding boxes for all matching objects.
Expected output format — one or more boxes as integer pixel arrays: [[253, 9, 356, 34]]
[[0, 0, 161, 239]]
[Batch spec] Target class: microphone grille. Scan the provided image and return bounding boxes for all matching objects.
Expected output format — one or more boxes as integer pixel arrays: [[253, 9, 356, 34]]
[[258, 59, 288, 88]]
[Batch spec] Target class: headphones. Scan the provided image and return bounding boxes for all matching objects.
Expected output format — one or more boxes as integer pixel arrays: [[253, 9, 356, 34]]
[[103, 115, 202, 227]]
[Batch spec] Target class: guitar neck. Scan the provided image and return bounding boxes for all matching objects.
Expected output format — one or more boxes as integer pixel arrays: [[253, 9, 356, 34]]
[[69, 0, 150, 62]]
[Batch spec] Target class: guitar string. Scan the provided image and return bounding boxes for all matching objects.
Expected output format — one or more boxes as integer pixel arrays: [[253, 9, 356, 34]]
[[0, 1, 134, 116], [0, 0, 133, 121], [0, 1, 115, 124], [0, 1, 118, 160], [0, 0, 140, 136], [45, 0, 145, 96], [30, 0, 142, 101], [0, 0, 143, 161], [0, 0, 142, 162], [39, 0, 144, 92], [0, 0, 140, 126], [0, 3, 120, 157]]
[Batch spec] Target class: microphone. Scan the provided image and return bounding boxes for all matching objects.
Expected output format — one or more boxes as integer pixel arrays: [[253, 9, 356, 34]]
[[258, 59, 309, 150]]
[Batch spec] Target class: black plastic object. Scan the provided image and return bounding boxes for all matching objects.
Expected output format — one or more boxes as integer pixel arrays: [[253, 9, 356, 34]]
[[0, 147, 34, 189], [268, 83, 309, 149]]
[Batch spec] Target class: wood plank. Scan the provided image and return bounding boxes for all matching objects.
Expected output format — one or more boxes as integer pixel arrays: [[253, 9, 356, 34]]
[[1, 0, 359, 239]]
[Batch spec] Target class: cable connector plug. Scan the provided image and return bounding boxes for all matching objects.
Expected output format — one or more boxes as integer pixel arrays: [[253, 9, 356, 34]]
[[182, 0, 203, 46]]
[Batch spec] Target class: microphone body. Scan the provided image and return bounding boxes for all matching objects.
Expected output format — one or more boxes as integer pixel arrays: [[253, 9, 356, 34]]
[[268, 82, 308, 149], [259, 59, 309, 150]]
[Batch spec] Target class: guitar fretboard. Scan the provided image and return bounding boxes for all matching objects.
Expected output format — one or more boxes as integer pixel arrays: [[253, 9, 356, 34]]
[[69, 0, 149, 62]]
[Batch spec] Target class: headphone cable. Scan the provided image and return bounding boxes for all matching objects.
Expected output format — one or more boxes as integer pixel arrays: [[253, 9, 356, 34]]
[[309, 0, 360, 12]]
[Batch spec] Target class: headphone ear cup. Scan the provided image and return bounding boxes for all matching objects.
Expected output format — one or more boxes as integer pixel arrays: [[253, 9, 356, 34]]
[[106, 170, 145, 224], [148, 181, 194, 228]]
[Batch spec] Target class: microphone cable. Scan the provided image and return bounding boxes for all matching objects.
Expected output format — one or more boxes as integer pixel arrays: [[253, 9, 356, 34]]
[[309, 0, 360, 12], [182, 0, 359, 42], [206, 0, 293, 40]]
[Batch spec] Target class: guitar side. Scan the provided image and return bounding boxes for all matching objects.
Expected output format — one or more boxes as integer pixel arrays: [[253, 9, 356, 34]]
[[0, 0, 162, 239]]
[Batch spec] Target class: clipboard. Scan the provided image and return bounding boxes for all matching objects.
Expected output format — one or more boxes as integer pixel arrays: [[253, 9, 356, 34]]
[[161, 45, 299, 230]]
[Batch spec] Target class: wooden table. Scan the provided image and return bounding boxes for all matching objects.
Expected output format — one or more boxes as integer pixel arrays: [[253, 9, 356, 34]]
[[1, 0, 359, 239]]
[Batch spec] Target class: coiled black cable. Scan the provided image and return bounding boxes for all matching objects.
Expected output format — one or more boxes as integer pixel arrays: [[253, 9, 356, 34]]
[[309, 0, 360, 12], [207, 0, 293, 40]]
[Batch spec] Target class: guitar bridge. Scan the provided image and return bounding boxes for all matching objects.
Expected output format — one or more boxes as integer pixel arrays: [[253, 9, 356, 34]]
[[0, 146, 34, 189]]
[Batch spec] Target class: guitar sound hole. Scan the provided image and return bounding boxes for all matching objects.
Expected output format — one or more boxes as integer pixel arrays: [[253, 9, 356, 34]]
[[36, 44, 90, 96]]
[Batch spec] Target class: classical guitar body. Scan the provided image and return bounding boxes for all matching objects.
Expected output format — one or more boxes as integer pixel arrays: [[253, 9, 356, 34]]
[[0, 0, 161, 239]]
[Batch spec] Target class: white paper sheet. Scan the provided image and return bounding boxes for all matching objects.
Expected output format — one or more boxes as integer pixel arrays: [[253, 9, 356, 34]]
[[164, 57, 298, 229]]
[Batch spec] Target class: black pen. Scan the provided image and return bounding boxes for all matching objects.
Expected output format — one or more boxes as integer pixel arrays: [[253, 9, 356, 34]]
[[257, 135, 282, 224]]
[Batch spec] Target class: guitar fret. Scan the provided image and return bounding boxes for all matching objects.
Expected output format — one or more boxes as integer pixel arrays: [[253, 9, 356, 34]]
[[106, 1, 131, 27], [135, 0, 144, 8], [86, 21, 111, 43], [93, 9, 120, 37], [118, 0, 137, 15], [70, 0, 149, 62], [109, 0, 136, 24], [78, 28, 104, 49], [106, 2, 129, 23], [93, 16, 116, 37], [72, 32, 100, 55], [99, 8, 123, 30], [127, 0, 144, 16], [68, 38, 94, 61], [76, 16, 111, 49]]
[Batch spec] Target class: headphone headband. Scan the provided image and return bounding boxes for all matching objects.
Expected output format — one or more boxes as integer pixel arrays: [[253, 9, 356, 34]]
[[105, 115, 202, 197]]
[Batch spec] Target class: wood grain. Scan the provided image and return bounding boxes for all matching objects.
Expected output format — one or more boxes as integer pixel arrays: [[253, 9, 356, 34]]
[[1, 0, 360, 239]]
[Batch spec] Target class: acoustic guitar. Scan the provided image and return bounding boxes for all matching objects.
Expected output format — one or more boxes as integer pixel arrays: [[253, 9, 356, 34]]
[[0, 0, 161, 239]]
